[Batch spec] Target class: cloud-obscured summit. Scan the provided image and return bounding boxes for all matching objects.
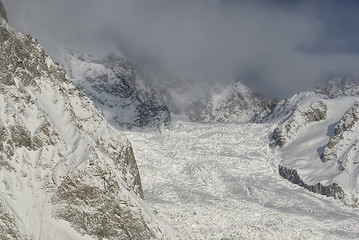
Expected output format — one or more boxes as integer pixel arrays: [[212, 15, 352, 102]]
[[4, 0, 359, 99]]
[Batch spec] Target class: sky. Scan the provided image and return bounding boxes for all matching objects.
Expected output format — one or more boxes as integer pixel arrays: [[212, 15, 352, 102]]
[[3, 0, 359, 99]]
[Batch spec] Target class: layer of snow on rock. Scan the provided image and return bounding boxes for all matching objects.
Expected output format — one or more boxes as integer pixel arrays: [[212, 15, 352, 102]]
[[266, 87, 359, 206], [54, 47, 170, 129], [0, 18, 182, 239]]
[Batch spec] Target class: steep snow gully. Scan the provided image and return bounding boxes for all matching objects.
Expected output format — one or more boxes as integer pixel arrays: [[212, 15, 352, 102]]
[[125, 121, 359, 240]]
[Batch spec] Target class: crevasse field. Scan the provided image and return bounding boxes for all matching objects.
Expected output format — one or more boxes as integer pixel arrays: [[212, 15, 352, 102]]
[[125, 121, 359, 240]]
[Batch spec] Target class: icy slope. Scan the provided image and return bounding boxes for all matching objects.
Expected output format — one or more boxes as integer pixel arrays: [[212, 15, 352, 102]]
[[125, 121, 359, 239], [0, 18, 182, 239], [55, 48, 170, 129]]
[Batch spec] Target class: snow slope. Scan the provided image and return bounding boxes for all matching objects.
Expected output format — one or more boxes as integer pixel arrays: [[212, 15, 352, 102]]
[[125, 121, 359, 239], [259, 85, 359, 206], [0, 18, 182, 239], [279, 95, 359, 205]]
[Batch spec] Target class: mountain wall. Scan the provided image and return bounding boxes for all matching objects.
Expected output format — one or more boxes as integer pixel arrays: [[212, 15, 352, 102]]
[[56, 49, 171, 129], [0, 17, 182, 239]]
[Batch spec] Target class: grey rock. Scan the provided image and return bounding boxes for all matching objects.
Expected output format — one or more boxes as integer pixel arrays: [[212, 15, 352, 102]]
[[279, 165, 345, 199], [304, 100, 327, 122], [321, 104, 359, 172], [0, 1, 7, 22], [270, 100, 327, 147], [52, 163, 153, 240], [0, 202, 22, 239]]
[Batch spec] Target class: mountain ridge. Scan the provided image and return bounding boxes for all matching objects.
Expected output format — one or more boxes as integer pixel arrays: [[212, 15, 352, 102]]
[[0, 17, 182, 239], [260, 83, 359, 206], [56, 48, 171, 129]]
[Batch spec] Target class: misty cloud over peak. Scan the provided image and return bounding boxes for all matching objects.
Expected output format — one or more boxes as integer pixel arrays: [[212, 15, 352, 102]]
[[3, 0, 359, 99]]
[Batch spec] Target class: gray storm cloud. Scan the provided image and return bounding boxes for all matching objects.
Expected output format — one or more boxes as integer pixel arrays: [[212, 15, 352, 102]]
[[3, 0, 359, 99]]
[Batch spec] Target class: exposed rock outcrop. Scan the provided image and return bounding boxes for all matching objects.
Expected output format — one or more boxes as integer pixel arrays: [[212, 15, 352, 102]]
[[270, 100, 327, 147], [321, 104, 359, 170], [0, 1, 7, 22], [279, 165, 345, 199]]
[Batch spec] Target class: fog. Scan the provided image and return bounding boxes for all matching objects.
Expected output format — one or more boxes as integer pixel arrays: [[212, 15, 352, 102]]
[[3, 0, 359, 99]]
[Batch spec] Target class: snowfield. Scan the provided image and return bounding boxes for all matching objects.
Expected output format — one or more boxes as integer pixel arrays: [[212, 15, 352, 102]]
[[125, 121, 359, 239]]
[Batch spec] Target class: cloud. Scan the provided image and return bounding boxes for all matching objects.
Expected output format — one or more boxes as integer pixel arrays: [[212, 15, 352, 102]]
[[3, 0, 359, 99]]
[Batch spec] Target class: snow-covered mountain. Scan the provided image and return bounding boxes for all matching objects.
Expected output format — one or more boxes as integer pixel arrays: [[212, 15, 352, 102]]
[[260, 81, 359, 206], [48, 44, 266, 127], [179, 81, 266, 123], [0, 16, 182, 239], [55, 48, 171, 129], [133, 64, 267, 123]]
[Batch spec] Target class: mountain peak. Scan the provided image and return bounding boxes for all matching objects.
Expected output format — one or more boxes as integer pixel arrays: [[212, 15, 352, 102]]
[[0, 1, 7, 22], [0, 15, 182, 239]]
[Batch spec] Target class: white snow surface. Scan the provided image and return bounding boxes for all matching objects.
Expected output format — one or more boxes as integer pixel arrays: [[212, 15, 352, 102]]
[[125, 120, 359, 239]]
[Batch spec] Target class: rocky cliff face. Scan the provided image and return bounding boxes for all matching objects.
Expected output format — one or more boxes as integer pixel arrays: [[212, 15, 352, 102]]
[[270, 99, 327, 147], [321, 104, 359, 169], [278, 165, 345, 199], [56, 49, 171, 129], [0, 18, 182, 239], [0, 1, 7, 22]]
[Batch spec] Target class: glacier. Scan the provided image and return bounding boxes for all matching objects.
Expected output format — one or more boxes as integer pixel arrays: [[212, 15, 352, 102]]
[[125, 120, 359, 239]]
